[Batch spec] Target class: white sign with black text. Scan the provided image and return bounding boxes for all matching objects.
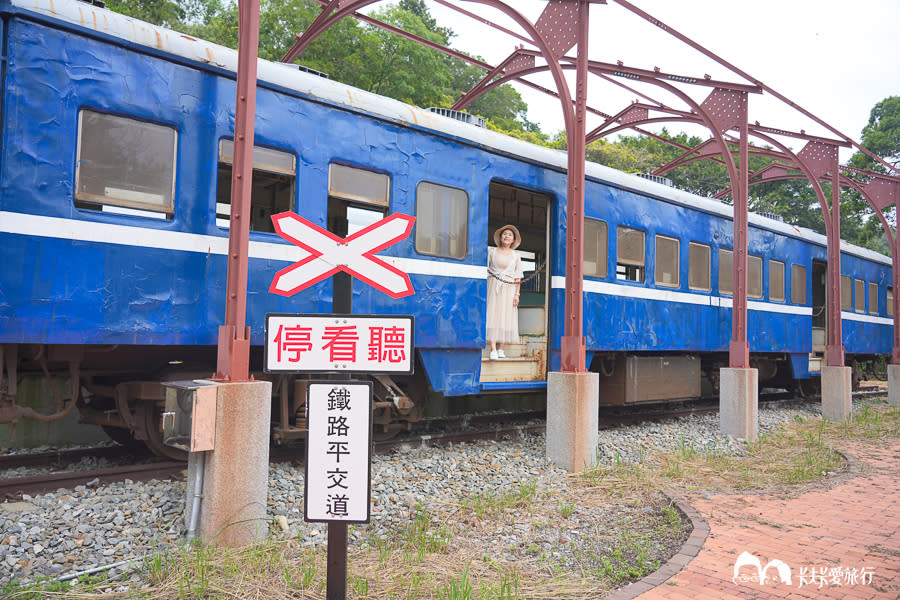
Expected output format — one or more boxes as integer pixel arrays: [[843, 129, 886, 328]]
[[304, 381, 373, 523]]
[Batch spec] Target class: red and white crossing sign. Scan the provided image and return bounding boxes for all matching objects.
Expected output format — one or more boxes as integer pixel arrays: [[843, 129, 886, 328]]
[[269, 212, 415, 298], [264, 314, 414, 374]]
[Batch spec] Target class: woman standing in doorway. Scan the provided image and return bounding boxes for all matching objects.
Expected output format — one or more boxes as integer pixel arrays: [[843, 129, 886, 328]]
[[487, 225, 523, 360]]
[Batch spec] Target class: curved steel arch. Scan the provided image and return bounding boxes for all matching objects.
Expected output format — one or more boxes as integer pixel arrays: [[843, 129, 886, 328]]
[[241, 0, 900, 381]]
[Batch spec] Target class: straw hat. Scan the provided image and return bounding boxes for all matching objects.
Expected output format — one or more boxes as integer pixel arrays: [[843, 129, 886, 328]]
[[493, 224, 522, 249]]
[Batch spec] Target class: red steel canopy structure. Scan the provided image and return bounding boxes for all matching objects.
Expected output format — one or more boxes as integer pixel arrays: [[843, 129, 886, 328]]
[[216, 0, 900, 383]]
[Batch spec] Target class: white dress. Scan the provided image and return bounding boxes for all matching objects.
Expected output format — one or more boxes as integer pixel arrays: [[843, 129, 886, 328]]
[[486, 247, 524, 344]]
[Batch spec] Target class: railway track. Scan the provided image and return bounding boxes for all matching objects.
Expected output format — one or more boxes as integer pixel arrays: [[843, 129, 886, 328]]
[[1, 387, 887, 500]]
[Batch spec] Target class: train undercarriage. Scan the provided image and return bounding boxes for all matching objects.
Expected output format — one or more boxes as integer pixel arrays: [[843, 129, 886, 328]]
[[1, 343, 885, 460], [0, 343, 428, 461]]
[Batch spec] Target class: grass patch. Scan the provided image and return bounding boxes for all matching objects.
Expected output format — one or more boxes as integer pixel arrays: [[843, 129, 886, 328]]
[[457, 478, 538, 521]]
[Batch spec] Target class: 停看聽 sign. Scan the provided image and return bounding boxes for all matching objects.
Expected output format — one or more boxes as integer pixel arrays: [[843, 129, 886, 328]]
[[264, 314, 414, 374]]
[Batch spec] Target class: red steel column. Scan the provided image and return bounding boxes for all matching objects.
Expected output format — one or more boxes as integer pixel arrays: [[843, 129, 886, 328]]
[[560, 0, 589, 373], [216, 0, 260, 381], [729, 117, 750, 368], [894, 237, 900, 364], [826, 164, 845, 367]]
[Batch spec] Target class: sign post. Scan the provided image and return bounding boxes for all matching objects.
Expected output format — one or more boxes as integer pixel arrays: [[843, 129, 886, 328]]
[[266, 211, 414, 600]]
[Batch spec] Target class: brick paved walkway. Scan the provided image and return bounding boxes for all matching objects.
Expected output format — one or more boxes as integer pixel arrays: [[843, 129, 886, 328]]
[[614, 440, 900, 600]]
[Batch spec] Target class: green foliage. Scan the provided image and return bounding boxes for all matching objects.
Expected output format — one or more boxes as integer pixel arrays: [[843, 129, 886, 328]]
[[102, 2, 895, 255], [850, 96, 900, 171]]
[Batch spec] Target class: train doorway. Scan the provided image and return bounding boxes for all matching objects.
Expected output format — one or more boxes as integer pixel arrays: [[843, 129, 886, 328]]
[[481, 182, 551, 385], [811, 260, 827, 372]]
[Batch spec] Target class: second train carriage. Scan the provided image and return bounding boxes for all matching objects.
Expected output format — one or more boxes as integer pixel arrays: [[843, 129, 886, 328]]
[[0, 0, 893, 454]]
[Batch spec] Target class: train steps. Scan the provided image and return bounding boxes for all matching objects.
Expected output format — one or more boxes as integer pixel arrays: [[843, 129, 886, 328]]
[[479, 343, 543, 382]]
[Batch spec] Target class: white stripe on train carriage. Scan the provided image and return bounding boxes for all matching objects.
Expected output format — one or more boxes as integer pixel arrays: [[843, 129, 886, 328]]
[[552, 275, 816, 317], [840, 311, 894, 326], [2, 212, 895, 321], [0, 211, 486, 279]]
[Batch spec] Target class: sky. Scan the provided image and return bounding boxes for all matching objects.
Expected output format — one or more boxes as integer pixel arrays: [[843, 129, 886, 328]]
[[423, 0, 900, 162]]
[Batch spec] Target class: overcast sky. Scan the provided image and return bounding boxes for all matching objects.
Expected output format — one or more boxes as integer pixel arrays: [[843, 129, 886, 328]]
[[425, 0, 900, 161]]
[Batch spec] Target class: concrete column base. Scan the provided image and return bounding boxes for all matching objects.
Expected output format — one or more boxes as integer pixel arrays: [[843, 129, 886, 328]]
[[546, 371, 598, 472], [719, 368, 758, 440], [889, 365, 900, 407], [186, 380, 272, 546], [821, 366, 852, 422]]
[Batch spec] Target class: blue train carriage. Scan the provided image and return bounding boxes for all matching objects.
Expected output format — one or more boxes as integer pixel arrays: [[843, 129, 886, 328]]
[[0, 0, 560, 452], [572, 171, 894, 404], [0, 0, 893, 456]]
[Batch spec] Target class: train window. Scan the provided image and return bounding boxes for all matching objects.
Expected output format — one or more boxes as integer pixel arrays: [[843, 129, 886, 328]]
[[841, 275, 851, 310], [854, 279, 865, 313], [75, 110, 176, 218], [769, 260, 785, 302], [869, 282, 879, 315], [748, 255, 763, 299], [616, 226, 645, 282], [416, 181, 468, 259], [217, 140, 296, 233], [583, 218, 608, 278], [329, 164, 390, 206], [688, 242, 710, 291], [655, 235, 679, 288], [889, 287, 894, 316], [791, 264, 807, 304], [719, 248, 733, 295]]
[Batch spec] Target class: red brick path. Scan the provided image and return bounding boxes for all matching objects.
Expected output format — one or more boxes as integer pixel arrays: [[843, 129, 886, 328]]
[[615, 441, 900, 599]]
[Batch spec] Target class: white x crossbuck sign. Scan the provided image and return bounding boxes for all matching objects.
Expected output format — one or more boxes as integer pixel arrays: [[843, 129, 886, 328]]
[[269, 211, 416, 298]]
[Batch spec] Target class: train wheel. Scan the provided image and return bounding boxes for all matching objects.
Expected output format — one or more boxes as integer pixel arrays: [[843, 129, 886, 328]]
[[136, 401, 188, 461]]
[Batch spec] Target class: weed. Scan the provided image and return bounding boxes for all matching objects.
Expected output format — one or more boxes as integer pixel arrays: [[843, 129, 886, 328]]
[[438, 565, 472, 600], [559, 501, 575, 518]]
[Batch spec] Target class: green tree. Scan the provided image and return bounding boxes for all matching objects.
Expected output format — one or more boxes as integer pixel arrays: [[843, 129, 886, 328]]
[[850, 96, 900, 171], [104, 0, 188, 27]]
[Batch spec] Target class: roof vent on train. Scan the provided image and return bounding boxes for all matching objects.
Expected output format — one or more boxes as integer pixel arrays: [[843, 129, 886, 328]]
[[428, 107, 487, 128], [636, 173, 673, 187], [757, 212, 784, 222], [279, 63, 330, 79], [77, 0, 106, 7]]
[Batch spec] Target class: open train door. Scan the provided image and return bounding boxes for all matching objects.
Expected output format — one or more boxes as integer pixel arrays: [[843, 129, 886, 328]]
[[810, 259, 828, 375], [480, 182, 551, 390]]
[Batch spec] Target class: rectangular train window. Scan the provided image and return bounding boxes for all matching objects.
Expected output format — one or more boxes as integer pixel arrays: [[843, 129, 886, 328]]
[[855, 278, 865, 313], [869, 282, 879, 314], [769, 260, 785, 302], [889, 287, 894, 316], [689, 243, 711, 291], [416, 181, 468, 259], [217, 140, 295, 233], [327, 164, 390, 242], [719, 248, 733, 295], [617, 226, 645, 282], [841, 275, 851, 310], [748, 255, 763, 299], [791, 264, 807, 304], [655, 235, 679, 288], [329, 163, 390, 206], [75, 110, 176, 218], [583, 218, 608, 278]]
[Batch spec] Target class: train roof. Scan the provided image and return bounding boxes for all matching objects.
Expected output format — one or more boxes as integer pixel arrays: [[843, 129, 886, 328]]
[[10, 0, 891, 267]]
